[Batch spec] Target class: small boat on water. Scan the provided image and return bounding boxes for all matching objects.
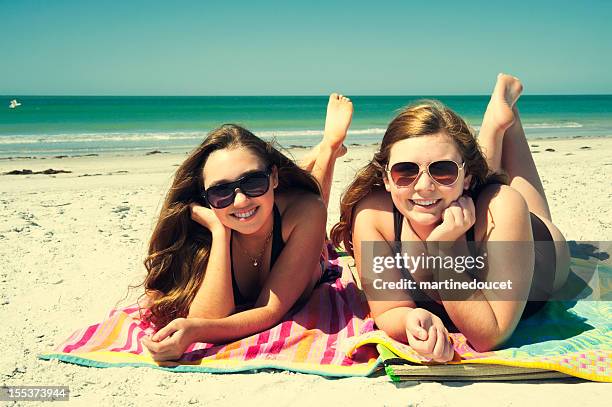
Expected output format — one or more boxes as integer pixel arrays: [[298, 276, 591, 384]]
[[9, 99, 22, 109]]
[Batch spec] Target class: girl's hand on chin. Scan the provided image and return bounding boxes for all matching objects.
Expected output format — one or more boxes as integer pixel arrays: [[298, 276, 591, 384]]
[[189, 203, 227, 233], [427, 195, 475, 242]]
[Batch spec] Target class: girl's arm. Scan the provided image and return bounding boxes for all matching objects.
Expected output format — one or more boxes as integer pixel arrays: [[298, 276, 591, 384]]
[[193, 195, 327, 342], [432, 185, 534, 352], [351, 196, 416, 341], [187, 204, 235, 319], [351, 197, 454, 362]]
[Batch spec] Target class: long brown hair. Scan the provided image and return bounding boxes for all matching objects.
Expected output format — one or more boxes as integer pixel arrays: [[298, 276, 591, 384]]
[[330, 100, 506, 256], [138, 124, 321, 328]]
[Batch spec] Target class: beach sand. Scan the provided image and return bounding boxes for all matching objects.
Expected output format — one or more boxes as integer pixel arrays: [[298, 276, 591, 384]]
[[1, 137, 610, 406]]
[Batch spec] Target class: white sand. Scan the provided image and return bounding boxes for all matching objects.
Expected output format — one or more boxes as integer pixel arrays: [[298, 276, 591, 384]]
[[1, 137, 610, 406]]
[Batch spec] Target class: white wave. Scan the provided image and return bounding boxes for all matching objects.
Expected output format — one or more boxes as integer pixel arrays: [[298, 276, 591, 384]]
[[349, 128, 387, 135], [258, 128, 386, 138], [0, 131, 208, 145], [523, 122, 583, 129], [0, 128, 388, 145], [471, 122, 584, 132], [257, 130, 325, 137]]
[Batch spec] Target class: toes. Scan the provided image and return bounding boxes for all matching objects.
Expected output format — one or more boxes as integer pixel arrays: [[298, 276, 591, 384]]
[[328, 93, 352, 106]]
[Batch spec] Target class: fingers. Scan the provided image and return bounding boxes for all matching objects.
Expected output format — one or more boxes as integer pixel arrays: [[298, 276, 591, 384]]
[[406, 330, 429, 356], [444, 197, 474, 229], [189, 204, 218, 228], [405, 312, 454, 363], [432, 327, 448, 362], [152, 319, 180, 342], [189, 203, 198, 220], [424, 325, 437, 354], [450, 202, 465, 227], [407, 326, 436, 357], [189, 202, 203, 211], [406, 320, 428, 341], [142, 336, 182, 361], [443, 333, 454, 362], [407, 324, 436, 355], [142, 334, 167, 352], [416, 310, 435, 336], [464, 195, 475, 214], [406, 309, 432, 340], [428, 324, 454, 363], [457, 196, 475, 225], [142, 336, 168, 360], [442, 205, 457, 226], [141, 336, 157, 352], [151, 326, 170, 342]]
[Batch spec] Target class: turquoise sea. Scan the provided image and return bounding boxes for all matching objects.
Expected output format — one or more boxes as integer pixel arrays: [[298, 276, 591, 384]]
[[1, 95, 611, 158]]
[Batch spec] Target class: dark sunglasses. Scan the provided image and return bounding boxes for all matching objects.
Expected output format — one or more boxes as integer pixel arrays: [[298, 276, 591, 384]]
[[202, 166, 272, 209], [387, 160, 465, 187]]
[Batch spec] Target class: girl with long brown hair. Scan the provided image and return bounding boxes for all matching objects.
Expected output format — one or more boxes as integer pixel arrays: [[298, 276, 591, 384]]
[[330, 74, 570, 361], [140, 94, 353, 361]]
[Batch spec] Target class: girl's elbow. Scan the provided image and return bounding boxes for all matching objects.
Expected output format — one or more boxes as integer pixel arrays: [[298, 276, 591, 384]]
[[467, 328, 512, 352], [469, 337, 498, 352]]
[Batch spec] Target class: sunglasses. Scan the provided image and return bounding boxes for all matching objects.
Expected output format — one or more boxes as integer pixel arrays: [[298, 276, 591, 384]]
[[202, 166, 272, 209], [387, 160, 465, 187]]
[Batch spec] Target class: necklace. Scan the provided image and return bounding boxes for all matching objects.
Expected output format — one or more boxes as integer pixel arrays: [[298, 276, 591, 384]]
[[236, 230, 273, 268]]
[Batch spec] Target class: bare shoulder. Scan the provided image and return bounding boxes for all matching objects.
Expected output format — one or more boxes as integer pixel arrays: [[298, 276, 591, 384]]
[[353, 188, 395, 242], [473, 184, 530, 240], [275, 190, 326, 232], [474, 184, 528, 215]]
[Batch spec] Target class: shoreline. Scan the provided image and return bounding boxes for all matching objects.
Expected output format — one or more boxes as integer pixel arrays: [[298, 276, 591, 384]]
[[0, 134, 610, 161]]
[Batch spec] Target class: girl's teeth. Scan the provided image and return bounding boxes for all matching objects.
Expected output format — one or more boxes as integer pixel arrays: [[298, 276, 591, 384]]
[[413, 199, 438, 206], [234, 208, 256, 218]]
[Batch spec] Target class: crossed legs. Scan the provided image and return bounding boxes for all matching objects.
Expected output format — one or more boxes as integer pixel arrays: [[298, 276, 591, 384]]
[[478, 74, 570, 292], [299, 93, 353, 209]]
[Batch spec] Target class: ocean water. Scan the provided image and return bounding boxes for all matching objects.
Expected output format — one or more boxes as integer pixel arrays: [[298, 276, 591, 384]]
[[1, 95, 611, 158]]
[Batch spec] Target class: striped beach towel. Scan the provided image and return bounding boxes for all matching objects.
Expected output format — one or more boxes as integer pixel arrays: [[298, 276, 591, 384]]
[[39, 249, 381, 376], [40, 247, 611, 381], [343, 255, 612, 382]]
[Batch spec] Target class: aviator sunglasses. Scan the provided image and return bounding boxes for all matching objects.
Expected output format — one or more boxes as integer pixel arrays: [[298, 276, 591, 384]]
[[202, 166, 273, 209], [387, 160, 465, 187]]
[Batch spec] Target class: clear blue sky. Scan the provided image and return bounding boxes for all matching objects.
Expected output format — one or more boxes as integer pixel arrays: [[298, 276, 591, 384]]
[[1, 0, 611, 95]]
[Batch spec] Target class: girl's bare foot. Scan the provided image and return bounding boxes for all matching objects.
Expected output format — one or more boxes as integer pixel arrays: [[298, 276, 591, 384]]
[[298, 93, 351, 171], [483, 73, 523, 134], [478, 74, 523, 172], [323, 93, 353, 155]]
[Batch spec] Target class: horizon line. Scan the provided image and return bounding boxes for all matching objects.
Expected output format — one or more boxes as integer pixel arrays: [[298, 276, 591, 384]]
[[3, 93, 612, 97]]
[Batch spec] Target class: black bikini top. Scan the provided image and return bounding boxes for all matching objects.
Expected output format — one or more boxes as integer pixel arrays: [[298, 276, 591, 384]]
[[230, 204, 285, 306]]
